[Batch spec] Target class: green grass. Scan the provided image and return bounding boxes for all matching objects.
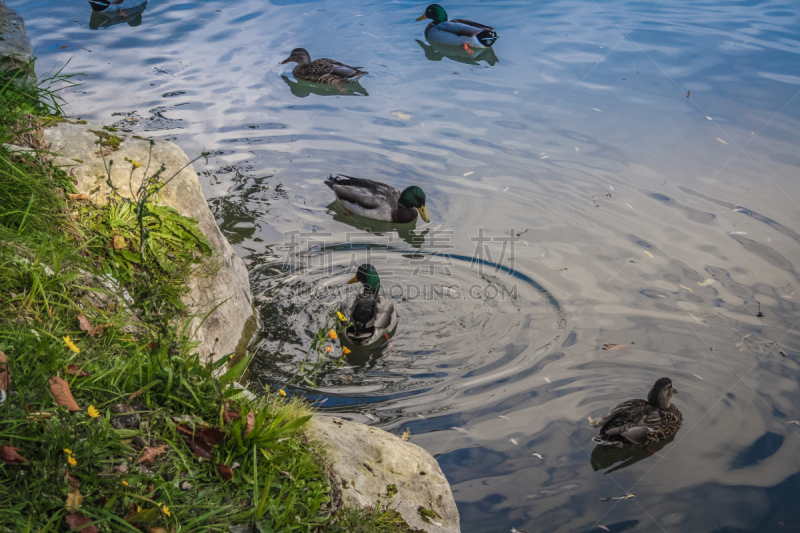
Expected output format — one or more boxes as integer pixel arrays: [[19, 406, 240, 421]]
[[0, 63, 415, 532]]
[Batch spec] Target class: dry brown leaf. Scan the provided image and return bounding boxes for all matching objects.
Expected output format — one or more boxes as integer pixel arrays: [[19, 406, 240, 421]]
[[112, 235, 127, 250], [67, 365, 91, 378], [0, 350, 9, 394], [65, 472, 80, 489], [244, 412, 255, 437], [173, 421, 226, 460], [555, 267, 568, 271], [49, 376, 81, 411], [67, 194, 88, 200], [128, 389, 143, 401], [602, 343, 628, 351], [150, 528, 168, 533], [0, 445, 28, 464], [76, 315, 108, 338], [222, 407, 240, 423], [66, 488, 83, 511], [137, 445, 167, 464], [65, 513, 98, 533], [217, 463, 233, 481]]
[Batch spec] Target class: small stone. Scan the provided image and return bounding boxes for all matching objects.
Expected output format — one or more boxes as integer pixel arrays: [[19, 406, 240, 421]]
[[180, 481, 193, 490]]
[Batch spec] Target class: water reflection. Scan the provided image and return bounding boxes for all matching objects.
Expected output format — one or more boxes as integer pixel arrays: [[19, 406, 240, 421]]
[[416, 39, 499, 66], [327, 201, 428, 248], [281, 75, 368, 98], [88, 0, 148, 30], [590, 435, 675, 474]]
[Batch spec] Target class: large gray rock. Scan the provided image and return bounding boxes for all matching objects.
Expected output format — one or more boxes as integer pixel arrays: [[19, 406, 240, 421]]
[[43, 121, 255, 363], [0, 3, 35, 87], [308, 416, 460, 533]]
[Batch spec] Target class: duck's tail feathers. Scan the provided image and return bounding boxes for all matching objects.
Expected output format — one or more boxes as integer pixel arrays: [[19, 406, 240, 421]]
[[350, 71, 368, 81], [477, 30, 498, 47], [324, 175, 337, 190]]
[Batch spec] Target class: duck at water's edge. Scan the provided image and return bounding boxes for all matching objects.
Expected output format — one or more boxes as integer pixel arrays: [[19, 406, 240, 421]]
[[325, 175, 430, 224], [416, 4, 498, 56], [281, 48, 367, 86], [591, 377, 682, 447], [340, 264, 397, 346]]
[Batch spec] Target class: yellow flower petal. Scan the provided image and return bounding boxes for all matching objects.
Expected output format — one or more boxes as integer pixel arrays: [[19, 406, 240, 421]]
[[87, 405, 100, 418], [63, 448, 73, 455], [278, 389, 286, 397], [328, 329, 338, 340], [121, 481, 129, 486], [67, 455, 77, 466], [336, 311, 347, 322], [63, 336, 80, 353], [326, 346, 332, 353], [342, 347, 351, 355], [160, 504, 171, 517]]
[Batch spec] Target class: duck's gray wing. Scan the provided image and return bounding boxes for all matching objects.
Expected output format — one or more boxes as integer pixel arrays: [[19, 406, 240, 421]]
[[591, 399, 648, 427], [373, 297, 395, 329], [442, 19, 495, 36], [340, 293, 358, 319], [601, 408, 662, 445], [318, 59, 366, 77], [327, 175, 399, 209]]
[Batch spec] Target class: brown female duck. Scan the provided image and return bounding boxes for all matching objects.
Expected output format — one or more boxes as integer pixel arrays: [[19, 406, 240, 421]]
[[591, 377, 682, 447], [281, 48, 367, 86]]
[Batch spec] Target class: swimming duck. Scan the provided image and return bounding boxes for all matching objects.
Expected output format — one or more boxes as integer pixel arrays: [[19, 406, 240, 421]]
[[281, 48, 367, 86], [340, 264, 397, 346], [416, 4, 498, 56], [325, 175, 430, 223], [591, 377, 682, 447]]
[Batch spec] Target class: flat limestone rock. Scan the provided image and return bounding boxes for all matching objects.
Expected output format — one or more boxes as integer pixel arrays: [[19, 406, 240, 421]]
[[0, 3, 35, 87], [43, 122, 255, 363], [308, 416, 460, 533]]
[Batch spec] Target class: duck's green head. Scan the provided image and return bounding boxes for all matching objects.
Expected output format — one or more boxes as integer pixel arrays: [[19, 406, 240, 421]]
[[416, 4, 448, 24], [348, 264, 381, 293], [398, 186, 430, 222], [647, 377, 678, 409]]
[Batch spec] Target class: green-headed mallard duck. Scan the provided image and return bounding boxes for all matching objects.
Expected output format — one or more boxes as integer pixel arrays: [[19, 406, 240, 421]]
[[281, 48, 367, 86], [591, 377, 682, 447], [325, 175, 430, 223], [340, 264, 397, 346], [416, 4, 498, 56]]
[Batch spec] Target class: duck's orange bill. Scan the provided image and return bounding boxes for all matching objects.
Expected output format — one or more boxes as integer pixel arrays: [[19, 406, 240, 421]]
[[416, 14, 428, 21]]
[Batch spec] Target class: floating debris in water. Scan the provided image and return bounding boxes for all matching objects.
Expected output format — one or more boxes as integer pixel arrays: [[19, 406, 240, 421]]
[[531, 452, 543, 459], [606, 190, 612, 198], [602, 344, 628, 351], [717, 138, 728, 144], [644, 251, 654, 258], [499, 415, 510, 420], [463, 171, 474, 177], [599, 526, 611, 532], [692, 374, 704, 380], [698, 279, 715, 286], [451, 426, 469, 434], [706, 116, 712, 120], [544, 377, 551, 383], [417, 414, 426, 419], [402, 428, 410, 441], [601, 493, 636, 501], [787, 421, 799, 425], [510, 438, 518, 445], [391, 111, 411, 120], [780, 283, 794, 299], [680, 285, 693, 293]]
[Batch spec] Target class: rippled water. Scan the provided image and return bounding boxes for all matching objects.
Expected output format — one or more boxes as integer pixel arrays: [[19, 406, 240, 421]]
[[13, 0, 800, 530]]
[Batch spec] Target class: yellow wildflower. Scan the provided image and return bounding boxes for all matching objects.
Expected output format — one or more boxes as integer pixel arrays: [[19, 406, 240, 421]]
[[87, 405, 100, 418], [342, 347, 351, 355], [67, 454, 77, 466], [121, 481, 129, 487], [328, 329, 338, 340], [336, 311, 347, 322], [326, 346, 332, 353], [278, 389, 286, 397], [136, 505, 142, 513], [63, 448, 73, 455], [160, 503, 171, 517], [63, 336, 80, 353]]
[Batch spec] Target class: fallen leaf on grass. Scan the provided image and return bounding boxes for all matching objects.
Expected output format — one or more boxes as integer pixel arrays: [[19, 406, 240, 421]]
[[150, 528, 168, 533], [113, 235, 127, 250], [66, 365, 91, 377], [174, 421, 226, 460], [222, 405, 240, 423], [65, 472, 80, 488], [49, 376, 81, 411], [77, 314, 109, 337], [137, 445, 167, 464], [600, 493, 636, 501], [697, 278, 715, 286], [0, 350, 9, 395], [602, 344, 628, 351], [65, 514, 97, 533], [67, 194, 88, 200], [217, 463, 233, 481], [244, 412, 255, 437], [0, 445, 28, 464], [66, 488, 83, 511]]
